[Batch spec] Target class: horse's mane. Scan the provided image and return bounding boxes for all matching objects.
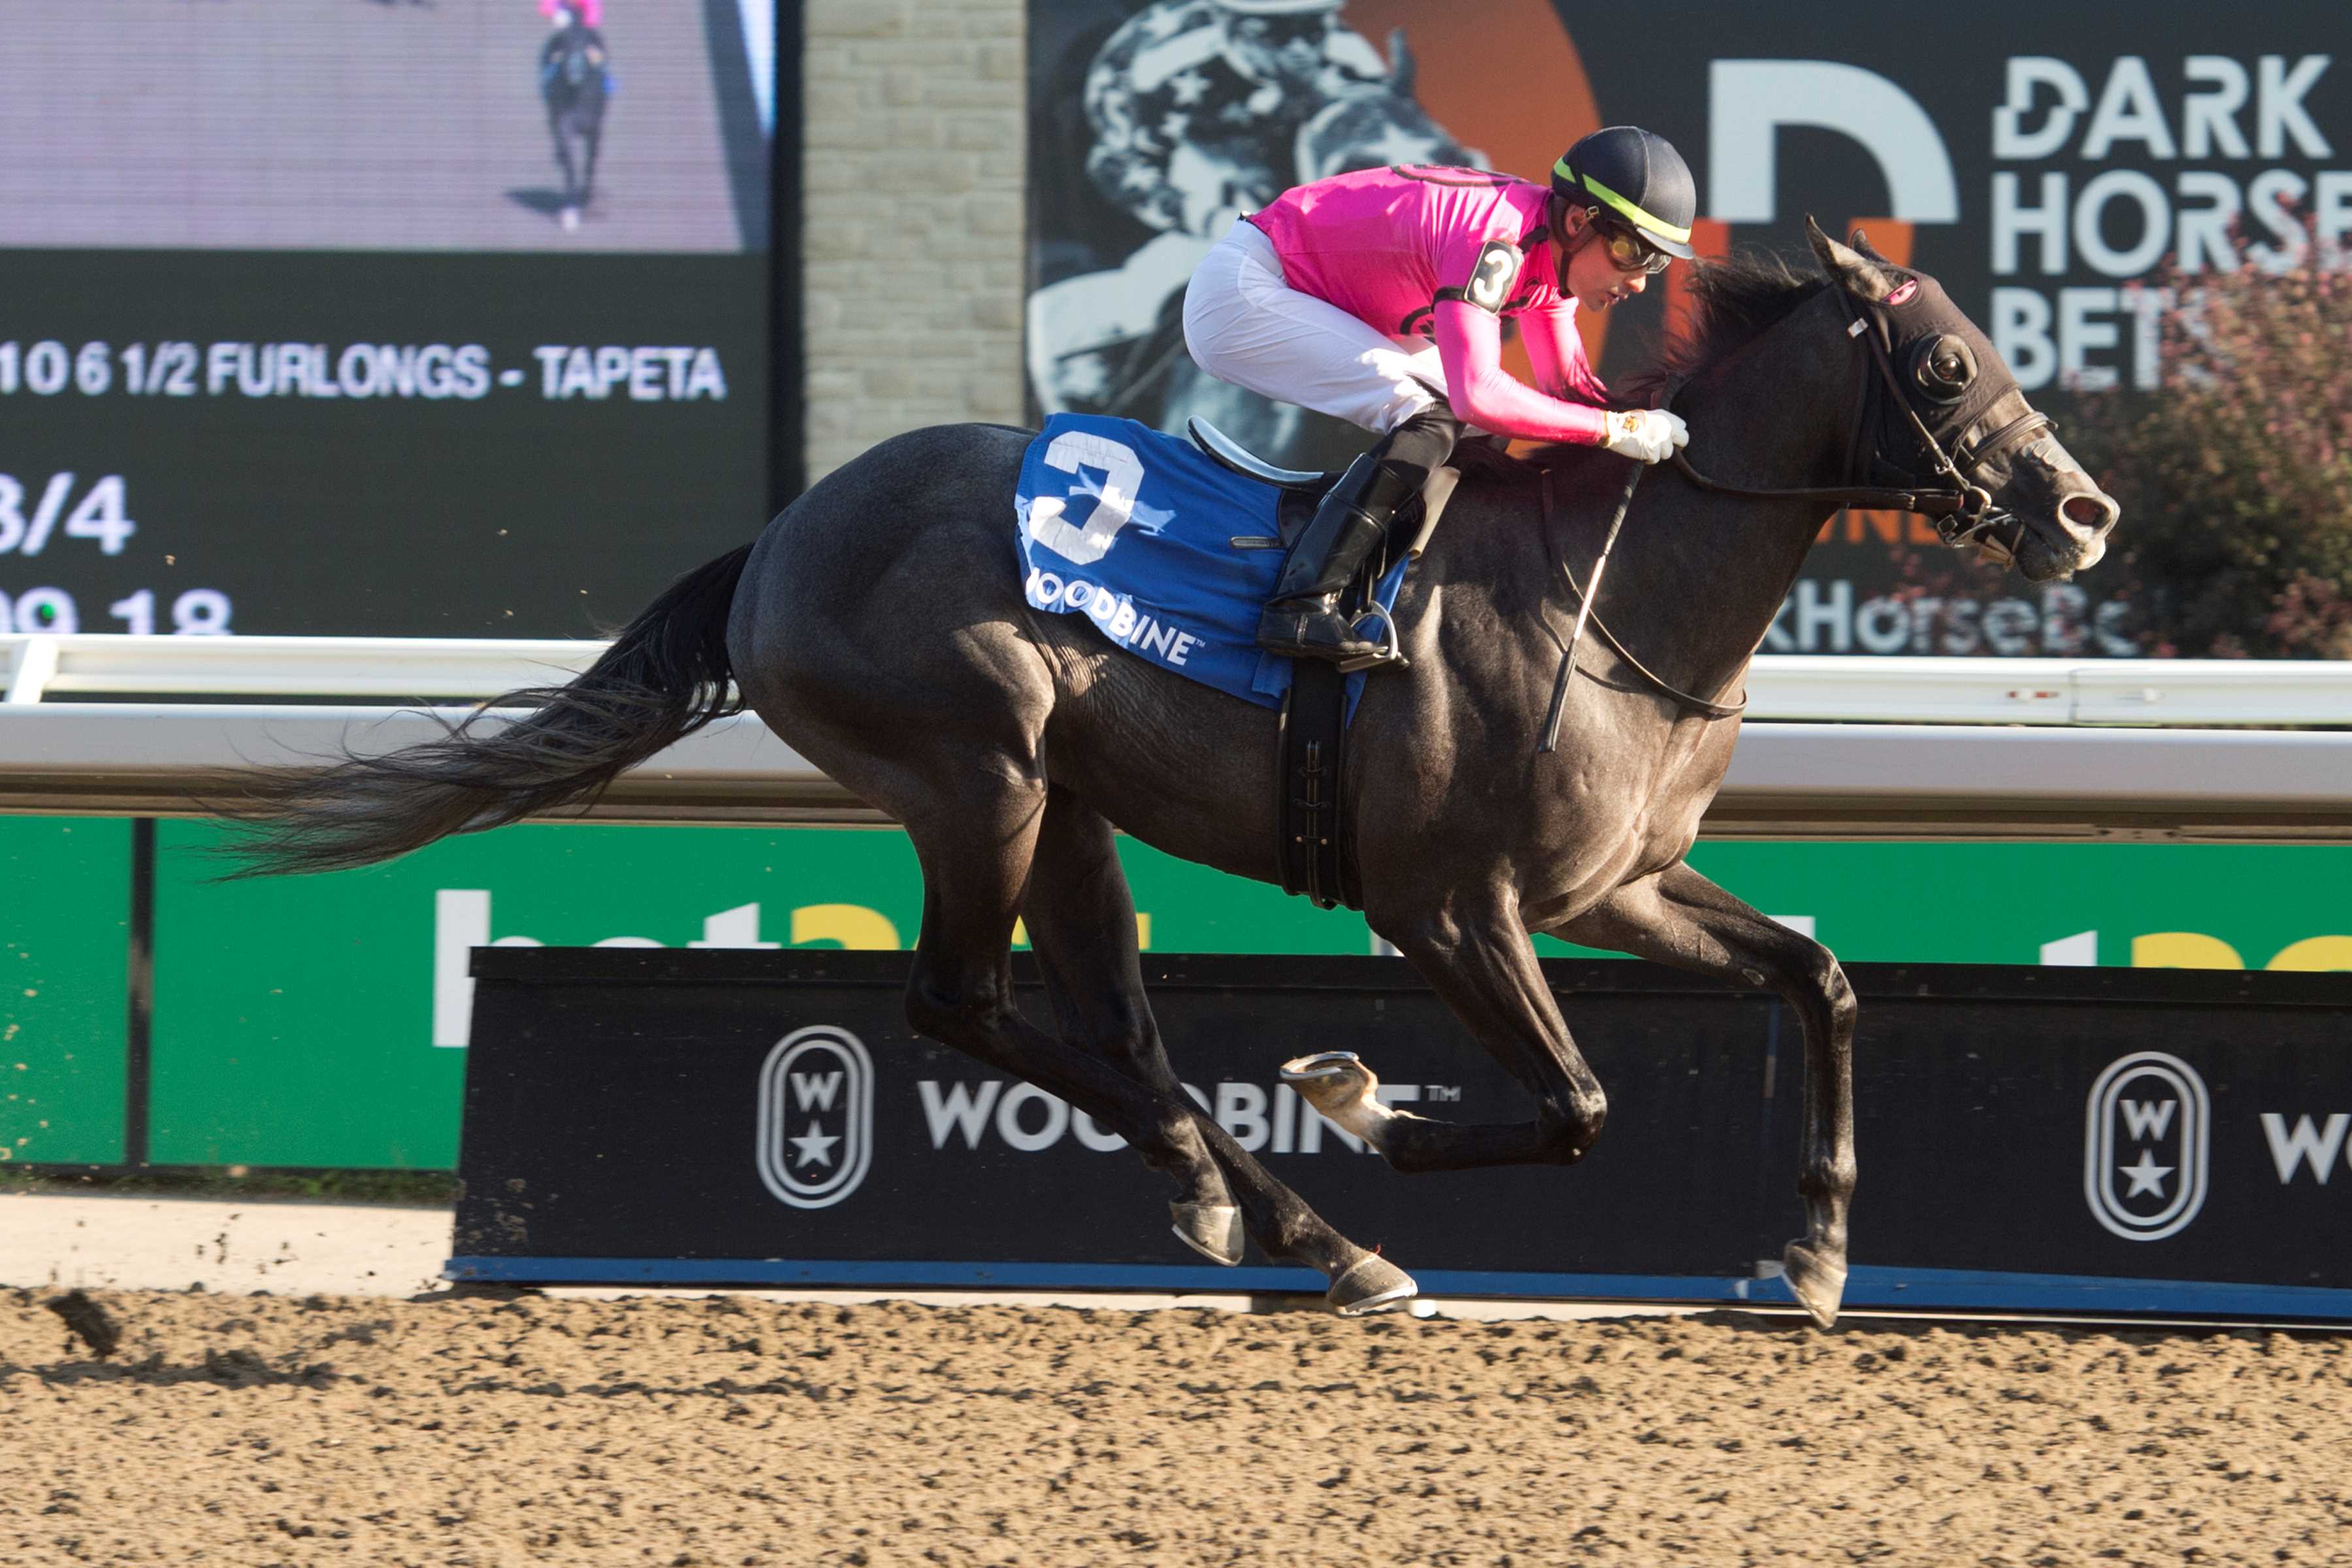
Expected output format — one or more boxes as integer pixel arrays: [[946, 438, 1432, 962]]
[[1624, 248, 1831, 403], [1462, 249, 1831, 482]]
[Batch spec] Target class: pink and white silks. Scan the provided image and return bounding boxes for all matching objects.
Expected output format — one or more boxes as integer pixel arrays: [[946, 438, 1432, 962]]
[[1181, 166, 1614, 445], [542, 0, 605, 27]]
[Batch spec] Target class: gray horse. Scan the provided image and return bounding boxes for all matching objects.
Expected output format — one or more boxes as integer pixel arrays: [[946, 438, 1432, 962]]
[[220, 223, 2117, 1327]]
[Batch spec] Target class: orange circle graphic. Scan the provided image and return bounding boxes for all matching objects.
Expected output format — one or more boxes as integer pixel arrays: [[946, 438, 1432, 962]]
[[1345, 0, 1607, 369]]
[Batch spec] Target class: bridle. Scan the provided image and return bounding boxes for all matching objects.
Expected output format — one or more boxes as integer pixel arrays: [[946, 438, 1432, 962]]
[[1669, 278, 2057, 566], [1536, 270, 2058, 745]]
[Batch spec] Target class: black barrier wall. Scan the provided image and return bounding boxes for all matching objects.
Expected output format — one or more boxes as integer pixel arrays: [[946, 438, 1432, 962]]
[[453, 951, 2352, 1318]]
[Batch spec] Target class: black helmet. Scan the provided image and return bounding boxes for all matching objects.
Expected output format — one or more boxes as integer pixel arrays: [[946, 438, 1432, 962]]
[[1550, 125, 1698, 261]]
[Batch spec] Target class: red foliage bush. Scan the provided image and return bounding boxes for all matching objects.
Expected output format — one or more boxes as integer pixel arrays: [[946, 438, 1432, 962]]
[[2070, 254, 2352, 658]]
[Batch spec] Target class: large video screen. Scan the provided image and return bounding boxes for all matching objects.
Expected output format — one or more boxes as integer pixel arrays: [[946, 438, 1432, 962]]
[[0, 0, 781, 638], [1028, 1, 2349, 657]]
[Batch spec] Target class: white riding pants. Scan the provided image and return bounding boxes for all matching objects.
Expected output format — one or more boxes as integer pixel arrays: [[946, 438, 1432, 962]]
[[1181, 221, 1446, 436]]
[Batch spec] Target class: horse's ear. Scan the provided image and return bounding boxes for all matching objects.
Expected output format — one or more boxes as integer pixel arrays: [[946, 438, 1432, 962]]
[[1806, 214, 1895, 303], [1385, 27, 1417, 99], [1850, 227, 1891, 265]]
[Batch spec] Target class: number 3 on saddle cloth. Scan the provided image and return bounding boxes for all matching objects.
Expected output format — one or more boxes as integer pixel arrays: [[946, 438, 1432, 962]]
[[1015, 413, 1448, 909], [1013, 413, 1413, 720]]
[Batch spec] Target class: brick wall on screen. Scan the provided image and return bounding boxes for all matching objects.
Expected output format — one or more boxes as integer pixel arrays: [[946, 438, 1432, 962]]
[[802, 0, 1028, 481]]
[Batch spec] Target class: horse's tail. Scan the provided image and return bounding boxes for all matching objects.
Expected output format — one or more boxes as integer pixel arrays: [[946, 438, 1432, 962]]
[[213, 544, 753, 877]]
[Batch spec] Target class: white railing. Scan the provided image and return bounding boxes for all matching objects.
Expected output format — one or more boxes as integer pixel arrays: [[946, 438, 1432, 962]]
[[1742, 655, 2352, 727], [0, 635, 604, 704], [6, 637, 2352, 840], [5, 634, 2352, 726]]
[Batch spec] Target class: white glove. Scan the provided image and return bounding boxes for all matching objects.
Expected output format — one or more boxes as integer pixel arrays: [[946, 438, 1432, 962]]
[[1601, 408, 1691, 465]]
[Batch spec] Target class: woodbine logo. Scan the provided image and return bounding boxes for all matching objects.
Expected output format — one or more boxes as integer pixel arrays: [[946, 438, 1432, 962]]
[[755, 1026, 874, 1210], [2084, 1050, 2352, 1243], [915, 1077, 1432, 1155], [2084, 1051, 2210, 1241]]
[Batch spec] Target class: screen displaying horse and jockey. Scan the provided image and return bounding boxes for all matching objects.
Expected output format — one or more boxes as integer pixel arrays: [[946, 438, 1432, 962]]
[[1026, 0, 2351, 659], [0, 0, 777, 636]]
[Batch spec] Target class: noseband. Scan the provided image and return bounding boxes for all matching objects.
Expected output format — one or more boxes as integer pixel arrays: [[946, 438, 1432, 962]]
[[1669, 285, 2055, 564]]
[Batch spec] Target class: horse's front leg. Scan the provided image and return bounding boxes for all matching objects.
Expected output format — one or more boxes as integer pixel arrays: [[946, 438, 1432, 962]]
[[1293, 889, 1608, 1173], [1557, 862, 1856, 1328]]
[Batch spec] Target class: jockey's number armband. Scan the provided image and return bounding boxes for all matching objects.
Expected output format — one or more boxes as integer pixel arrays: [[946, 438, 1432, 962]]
[[1433, 240, 1521, 316]]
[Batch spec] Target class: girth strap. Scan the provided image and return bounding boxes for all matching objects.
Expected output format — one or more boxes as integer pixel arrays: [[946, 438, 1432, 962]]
[[1276, 660, 1352, 909]]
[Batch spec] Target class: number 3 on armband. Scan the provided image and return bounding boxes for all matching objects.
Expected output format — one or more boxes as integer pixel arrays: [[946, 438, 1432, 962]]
[[1023, 431, 1143, 568]]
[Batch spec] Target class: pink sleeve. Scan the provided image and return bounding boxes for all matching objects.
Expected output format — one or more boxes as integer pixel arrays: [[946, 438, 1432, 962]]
[[1433, 301, 1611, 446], [1521, 302, 1611, 408]]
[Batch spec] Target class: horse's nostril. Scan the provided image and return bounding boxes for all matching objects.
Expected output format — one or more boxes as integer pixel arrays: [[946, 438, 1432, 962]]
[[2062, 493, 2117, 534]]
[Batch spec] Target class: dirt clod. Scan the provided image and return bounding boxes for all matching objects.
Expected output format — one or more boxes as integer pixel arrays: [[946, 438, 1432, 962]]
[[42, 1288, 120, 1358]]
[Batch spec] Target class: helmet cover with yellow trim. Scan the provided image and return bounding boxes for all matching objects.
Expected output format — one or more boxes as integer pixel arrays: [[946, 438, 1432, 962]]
[[1550, 125, 1698, 261]]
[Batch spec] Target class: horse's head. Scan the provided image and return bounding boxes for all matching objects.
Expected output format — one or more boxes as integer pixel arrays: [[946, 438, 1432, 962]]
[[1806, 218, 2118, 583]]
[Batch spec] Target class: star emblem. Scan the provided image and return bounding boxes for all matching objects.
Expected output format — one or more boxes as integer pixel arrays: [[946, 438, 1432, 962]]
[[1354, 123, 1449, 169], [1168, 69, 1209, 107], [2119, 1149, 2172, 1198], [789, 1123, 841, 1168], [1137, 5, 1186, 42]]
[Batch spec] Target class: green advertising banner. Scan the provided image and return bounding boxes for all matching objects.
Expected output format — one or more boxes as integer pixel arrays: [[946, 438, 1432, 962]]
[[1654, 842, 2349, 975], [142, 820, 1372, 1169], [138, 819, 2352, 1170], [0, 817, 131, 1166]]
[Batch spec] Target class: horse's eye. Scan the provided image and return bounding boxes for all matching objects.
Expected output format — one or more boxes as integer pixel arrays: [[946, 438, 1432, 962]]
[[1910, 335, 1976, 404]]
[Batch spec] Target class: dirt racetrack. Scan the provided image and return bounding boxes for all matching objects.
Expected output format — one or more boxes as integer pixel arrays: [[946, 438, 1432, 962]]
[[3, 1288, 2348, 1567]]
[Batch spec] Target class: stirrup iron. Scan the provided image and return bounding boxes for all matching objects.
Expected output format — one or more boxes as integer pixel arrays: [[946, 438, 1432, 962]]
[[1333, 604, 1405, 673]]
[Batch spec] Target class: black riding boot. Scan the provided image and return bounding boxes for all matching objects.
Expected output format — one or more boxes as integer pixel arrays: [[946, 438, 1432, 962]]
[[1256, 452, 1425, 664]]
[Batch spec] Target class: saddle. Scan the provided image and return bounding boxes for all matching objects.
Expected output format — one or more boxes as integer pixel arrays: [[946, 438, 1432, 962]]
[[1186, 418, 1459, 911]]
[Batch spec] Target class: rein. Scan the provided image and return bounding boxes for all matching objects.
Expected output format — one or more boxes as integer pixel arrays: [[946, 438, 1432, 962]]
[[1536, 374, 1746, 752]]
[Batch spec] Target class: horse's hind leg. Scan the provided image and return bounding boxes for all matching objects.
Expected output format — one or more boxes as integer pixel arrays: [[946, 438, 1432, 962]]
[[899, 789, 1407, 1311], [550, 120, 582, 221], [1560, 862, 1855, 1328], [1024, 786, 1239, 1264]]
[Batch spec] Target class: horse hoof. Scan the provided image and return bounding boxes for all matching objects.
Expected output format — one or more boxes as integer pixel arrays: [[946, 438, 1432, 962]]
[[560, 206, 581, 231], [1280, 1051, 1392, 1145], [1328, 1254, 1418, 1316], [1782, 1241, 1848, 1330], [1169, 1202, 1244, 1267]]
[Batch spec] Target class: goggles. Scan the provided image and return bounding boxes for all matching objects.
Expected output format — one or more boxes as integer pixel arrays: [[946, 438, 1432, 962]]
[[1591, 214, 1671, 276]]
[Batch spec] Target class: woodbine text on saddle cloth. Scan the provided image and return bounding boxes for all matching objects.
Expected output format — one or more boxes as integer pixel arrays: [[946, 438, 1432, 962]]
[[1014, 413, 1408, 713]]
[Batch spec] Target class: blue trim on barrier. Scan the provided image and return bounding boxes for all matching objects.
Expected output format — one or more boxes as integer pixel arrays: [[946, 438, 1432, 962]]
[[1839, 1265, 2352, 1320], [442, 1256, 2352, 1320]]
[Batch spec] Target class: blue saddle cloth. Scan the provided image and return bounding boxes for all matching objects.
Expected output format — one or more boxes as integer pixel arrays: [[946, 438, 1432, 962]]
[[1013, 414, 1406, 712]]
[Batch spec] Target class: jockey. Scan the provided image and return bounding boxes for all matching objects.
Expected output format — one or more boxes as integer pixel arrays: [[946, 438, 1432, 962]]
[[1181, 125, 1699, 664], [540, 0, 610, 91]]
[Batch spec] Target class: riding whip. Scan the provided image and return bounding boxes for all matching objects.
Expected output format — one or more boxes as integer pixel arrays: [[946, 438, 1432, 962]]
[[1538, 452, 1648, 755]]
